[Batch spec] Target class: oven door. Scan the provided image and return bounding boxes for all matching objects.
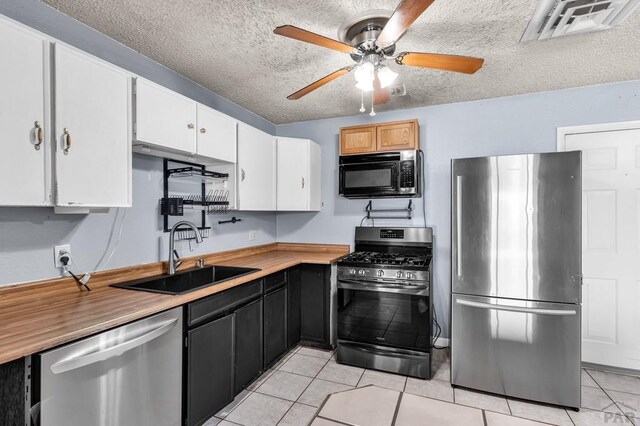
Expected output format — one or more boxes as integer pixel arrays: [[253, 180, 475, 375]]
[[337, 279, 430, 352], [339, 161, 399, 198]]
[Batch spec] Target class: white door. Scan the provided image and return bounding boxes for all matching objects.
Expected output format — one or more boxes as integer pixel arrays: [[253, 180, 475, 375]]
[[196, 104, 237, 163], [560, 122, 640, 370], [237, 123, 276, 211], [135, 78, 196, 154], [54, 45, 131, 208], [277, 137, 309, 210], [0, 18, 51, 206]]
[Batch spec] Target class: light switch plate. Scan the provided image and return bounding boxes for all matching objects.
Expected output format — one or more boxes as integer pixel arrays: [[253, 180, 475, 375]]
[[248, 230, 257, 241], [54, 244, 71, 267]]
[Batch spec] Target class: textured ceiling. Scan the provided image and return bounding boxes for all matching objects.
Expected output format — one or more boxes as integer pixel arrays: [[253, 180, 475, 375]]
[[42, 0, 640, 124]]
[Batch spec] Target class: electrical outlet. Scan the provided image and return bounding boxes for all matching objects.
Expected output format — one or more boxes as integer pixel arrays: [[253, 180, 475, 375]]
[[54, 244, 71, 267], [248, 230, 257, 241]]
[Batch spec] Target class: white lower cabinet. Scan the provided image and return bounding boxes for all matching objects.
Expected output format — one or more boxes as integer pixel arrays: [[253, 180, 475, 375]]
[[54, 44, 132, 209], [0, 17, 51, 206], [237, 123, 276, 210], [276, 138, 321, 211]]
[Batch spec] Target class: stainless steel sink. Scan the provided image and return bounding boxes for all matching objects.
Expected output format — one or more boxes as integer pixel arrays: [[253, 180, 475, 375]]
[[111, 265, 261, 295]]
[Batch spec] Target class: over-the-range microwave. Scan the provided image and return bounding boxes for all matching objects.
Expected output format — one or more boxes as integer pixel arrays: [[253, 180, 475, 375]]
[[339, 150, 422, 198]]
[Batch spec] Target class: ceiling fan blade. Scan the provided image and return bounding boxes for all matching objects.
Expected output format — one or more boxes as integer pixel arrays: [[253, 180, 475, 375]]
[[376, 0, 435, 45], [373, 75, 391, 105], [274, 25, 354, 54], [287, 67, 352, 100], [396, 52, 484, 74]]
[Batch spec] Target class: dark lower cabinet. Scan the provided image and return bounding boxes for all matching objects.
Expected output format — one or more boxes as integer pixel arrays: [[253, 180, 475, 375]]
[[235, 298, 263, 394], [287, 267, 301, 348], [186, 314, 234, 426], [0, 358, 25, 426], [264, 286, 287, 367], [300, 264, 331, 348]]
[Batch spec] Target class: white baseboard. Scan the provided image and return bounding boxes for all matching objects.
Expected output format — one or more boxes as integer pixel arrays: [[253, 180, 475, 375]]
[[434, 337, 450, 348]]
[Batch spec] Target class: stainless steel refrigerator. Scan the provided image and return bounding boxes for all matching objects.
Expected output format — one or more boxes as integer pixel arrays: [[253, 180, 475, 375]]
[[451, 151, 582, 409]]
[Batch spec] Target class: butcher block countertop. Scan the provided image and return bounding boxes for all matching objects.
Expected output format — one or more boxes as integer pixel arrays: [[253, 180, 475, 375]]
[[0, 243, 348, 365]]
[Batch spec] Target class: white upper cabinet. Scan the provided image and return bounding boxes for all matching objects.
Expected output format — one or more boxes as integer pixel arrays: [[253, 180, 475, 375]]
[[237, 123, 276, 211], [196, 104, 237, 163], [276, 138, 321, 211], [134, 78, 197, 154], [54, 44, 132, 208], [0, 18, 51, 206]]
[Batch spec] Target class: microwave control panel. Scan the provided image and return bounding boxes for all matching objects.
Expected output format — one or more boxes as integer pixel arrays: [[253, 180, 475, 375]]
[[400, 161, 415, 188]]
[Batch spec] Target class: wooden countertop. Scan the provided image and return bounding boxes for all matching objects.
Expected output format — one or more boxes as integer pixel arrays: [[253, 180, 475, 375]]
[[0, 243, 348, 365]]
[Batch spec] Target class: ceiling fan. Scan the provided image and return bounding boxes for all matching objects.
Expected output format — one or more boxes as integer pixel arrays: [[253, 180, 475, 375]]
[[274, 0, 484, 115]]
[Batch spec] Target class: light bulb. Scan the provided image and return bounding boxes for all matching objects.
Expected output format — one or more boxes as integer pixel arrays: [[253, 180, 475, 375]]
[[356, 80, 374, 92], [377, 66, 398, 89], [354, 61, 375, 85]]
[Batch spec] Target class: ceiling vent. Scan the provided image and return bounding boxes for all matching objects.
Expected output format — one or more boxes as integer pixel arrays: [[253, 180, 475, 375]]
[[521, 0, 640, 41]]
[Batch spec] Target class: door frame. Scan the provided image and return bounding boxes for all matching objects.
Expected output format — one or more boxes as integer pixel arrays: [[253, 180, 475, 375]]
[[557, 120, 640, 150]]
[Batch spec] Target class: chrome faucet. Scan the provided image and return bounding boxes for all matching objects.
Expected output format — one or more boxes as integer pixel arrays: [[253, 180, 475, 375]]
[[168, 221, 203, 275]]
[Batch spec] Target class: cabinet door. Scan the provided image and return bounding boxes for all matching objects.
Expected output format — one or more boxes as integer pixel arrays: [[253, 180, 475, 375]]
[[340, 126, 376, 155], [300, 265, 331, 347], [0, 19, 50, 206], [376, 120, 417, 152], [287, 267, 301, 349], [196, 104, 237, 163], [187, 314, 234, 426], [264, 287, 287, 367], [135, 78, 196, 154], [277, 138, 309, 210], [237, 123, 276, 210], [54, 45, 131, 207], [235, 298, 263, 393]]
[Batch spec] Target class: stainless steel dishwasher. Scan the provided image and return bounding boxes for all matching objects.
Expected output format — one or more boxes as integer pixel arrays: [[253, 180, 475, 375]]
[[32, 307, 182, 426]]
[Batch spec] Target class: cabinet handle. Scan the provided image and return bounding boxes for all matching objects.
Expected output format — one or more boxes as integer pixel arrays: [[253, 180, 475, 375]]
[[241, 168, 246, 181], [34, 121, 43, 151], [187, 123, 194, 129], [301, 177, 305, 188], [200, 128, 206, 134], [63, 128, 71, 155]]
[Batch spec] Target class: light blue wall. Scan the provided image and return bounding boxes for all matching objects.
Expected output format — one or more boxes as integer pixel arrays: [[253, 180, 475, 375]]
[[276, 80, 640, 338]]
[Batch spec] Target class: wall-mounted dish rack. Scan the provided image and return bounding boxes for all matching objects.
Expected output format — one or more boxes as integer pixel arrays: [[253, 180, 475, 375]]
[[160, 159, 235, 240]]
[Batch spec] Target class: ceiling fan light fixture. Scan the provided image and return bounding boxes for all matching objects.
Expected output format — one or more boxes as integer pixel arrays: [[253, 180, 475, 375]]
[[354, 61, 375, 86], [356, 80, 374, 92], [377, 65, 398, 88]]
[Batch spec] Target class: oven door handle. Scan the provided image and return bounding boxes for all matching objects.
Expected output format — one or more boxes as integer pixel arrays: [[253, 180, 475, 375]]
[[338, 279, 429, 296]]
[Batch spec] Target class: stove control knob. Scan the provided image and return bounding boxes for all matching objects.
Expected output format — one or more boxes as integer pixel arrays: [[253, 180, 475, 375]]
[[377, 270, 384, 277], [396, 271, 403, 278], [358, 269, 366, 276], [406, 272, 414, 279], [348, 268, 356, 275]]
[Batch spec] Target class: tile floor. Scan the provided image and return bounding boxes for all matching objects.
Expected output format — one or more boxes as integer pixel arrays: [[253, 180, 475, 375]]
[[203, 346, 640, 426]]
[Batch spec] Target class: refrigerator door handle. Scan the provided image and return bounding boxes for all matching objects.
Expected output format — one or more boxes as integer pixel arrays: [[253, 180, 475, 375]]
[[456, 175, 462, 277], [456, 299, 577, 316]]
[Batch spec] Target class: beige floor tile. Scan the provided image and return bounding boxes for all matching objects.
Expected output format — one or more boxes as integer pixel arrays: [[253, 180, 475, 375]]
[[216, 389, 252, 418], [432, 348, 450, 363], [485, 411, 548, 426], [297, 347, 333, 360], [277, 403, 317, 426], [318, 386, 400, 426], [247, 369, 276, 391], [607, 390, 640, 419], [432, 361, 450, 382], [583, 370, 598, 387], [317, 360, 364, 386], [272, 351, 297, 370], [582, 386, 621, 413], [454, 388, 510, 414], [218, 421, 242, 426], [357, 369, 407, 392], [256, 370, 313, 402], [404, 377, 454, 402], [279, 354, 328, 377], [309, 419, 342, 426], [507, 398, 574, 426], [395, 392, 484, 426], [202, 417, 222, 426], [587, 370, 640, 394], [297, 379, 353, 407], [225, 392, 293, 426], [568, 408, 634, 425]]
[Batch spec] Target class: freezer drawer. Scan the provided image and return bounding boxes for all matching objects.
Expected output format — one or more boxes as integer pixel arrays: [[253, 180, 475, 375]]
[[36, 307, 182, 426], [451, 294, 580, 409]]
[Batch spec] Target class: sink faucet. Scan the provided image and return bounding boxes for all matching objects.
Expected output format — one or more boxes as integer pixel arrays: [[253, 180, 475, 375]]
[[168, 221, 203, 275]]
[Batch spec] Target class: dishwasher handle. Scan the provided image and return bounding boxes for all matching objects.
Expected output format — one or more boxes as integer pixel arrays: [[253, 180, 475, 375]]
[[50, 318, 178, 374]]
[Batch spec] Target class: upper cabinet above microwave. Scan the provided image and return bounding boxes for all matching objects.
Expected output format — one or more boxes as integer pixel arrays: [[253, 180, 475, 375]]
[[339, 119, 419, 155], [133, 79, 237, 164]]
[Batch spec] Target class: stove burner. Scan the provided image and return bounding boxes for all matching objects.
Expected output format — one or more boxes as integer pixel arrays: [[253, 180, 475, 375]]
[[340, 251, 430, 267]]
